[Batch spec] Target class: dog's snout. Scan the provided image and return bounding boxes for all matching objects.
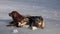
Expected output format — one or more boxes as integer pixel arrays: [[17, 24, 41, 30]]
[[9, 13, 11, 16]]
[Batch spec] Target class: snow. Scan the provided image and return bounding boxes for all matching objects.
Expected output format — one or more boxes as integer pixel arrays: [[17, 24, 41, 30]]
[[0, 0, 60, 34], [0, 13, 60, 34], [13, 29, 18, 33]]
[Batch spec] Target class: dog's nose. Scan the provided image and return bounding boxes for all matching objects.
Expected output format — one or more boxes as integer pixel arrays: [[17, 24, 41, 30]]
[[9, 13, 11, 16]]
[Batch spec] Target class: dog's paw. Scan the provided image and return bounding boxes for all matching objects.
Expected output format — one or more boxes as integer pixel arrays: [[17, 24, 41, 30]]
[[29, 26, 37, 30]]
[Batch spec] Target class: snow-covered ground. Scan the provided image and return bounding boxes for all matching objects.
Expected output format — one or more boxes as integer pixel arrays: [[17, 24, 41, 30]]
[[0, 0, 60, 34], [0, 17, 60, 34]]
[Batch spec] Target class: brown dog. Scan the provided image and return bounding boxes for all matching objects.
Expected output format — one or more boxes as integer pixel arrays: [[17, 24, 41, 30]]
[[6, 11, 25, 27], [6, 11, 45, 29]]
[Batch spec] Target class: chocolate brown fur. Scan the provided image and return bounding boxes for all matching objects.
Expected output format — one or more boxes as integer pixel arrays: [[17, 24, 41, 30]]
[[6, 11, 24, 27]]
